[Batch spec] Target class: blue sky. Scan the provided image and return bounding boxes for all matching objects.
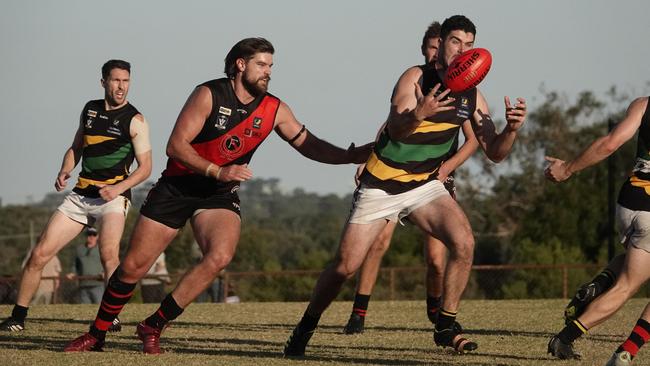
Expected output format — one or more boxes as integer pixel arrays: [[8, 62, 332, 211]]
[[1, 0, 649, 204]]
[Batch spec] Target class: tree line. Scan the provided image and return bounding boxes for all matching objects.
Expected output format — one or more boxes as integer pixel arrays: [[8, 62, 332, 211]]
[[0, 88, 645, 300]]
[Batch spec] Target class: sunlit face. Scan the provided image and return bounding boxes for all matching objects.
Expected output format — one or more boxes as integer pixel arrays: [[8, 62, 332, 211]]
[[422, 37, 441, 64], [438, 30, 475, 69], [241, 52, 273, 96], [101, 68, 130, 108]]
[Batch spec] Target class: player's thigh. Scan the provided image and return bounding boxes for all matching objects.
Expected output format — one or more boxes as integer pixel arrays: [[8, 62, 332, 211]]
[[122, 215, 178, 276], [336, 220, 389, 275], [618, 246, 650, 291], [32, 211, 85, 264], [192, 208, 241, 260], [409, 196, 473, 247], [97, 212, 127, 259]]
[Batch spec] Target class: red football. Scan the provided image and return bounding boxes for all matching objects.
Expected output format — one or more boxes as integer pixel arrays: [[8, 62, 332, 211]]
[[444, 48, 492, 92]]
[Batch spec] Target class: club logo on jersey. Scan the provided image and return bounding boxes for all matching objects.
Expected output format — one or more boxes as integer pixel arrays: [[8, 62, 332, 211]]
[[216, 115, 228, 130], [237, 108, 248, 115], [113, 120, 120, 126], [244, 128, 262, 138], [87, 110, 97, 118], [219, 134, 244, 159], [218, 106, 232, 116], [253, 117, 262, 129], [99, 114, 108, 120], [457, 96, 471, 119], [85, 119, 93, 128]]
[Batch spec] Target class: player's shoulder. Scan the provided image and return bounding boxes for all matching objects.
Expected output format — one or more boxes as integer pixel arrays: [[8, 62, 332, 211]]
[[630, 96, 649, 109], [399, 65, 425, 81]]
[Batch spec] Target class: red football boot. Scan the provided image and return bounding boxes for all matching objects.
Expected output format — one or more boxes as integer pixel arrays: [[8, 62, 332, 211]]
[[136, 322, 164, 354], [64, 332, 104, 352]]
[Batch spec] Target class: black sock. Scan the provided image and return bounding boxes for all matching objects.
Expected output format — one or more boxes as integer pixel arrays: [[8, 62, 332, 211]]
[[298, 309, 321, 333], [426, 296, 442, 320], [352, 293, 370, 317], [144, 293, 184, 330], [558, 319, 588, 344], [435, 309, 457, 331], [11, 305, 28, 322]]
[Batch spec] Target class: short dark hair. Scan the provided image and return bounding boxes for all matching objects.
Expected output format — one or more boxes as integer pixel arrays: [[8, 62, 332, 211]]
[[102, 59, 131, 80], [440, 15, 476, 41], [224, 37, 275, 78], [421, 21, 441, 48]]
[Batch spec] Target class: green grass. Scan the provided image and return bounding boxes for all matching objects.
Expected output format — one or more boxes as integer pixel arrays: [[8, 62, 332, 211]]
[[0, 299, 647, 365]]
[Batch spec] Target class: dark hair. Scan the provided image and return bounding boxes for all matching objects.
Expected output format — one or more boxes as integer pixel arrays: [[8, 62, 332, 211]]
[[224, 37, 275, 78], [101, 59, 131, 80], [440, 15, 476, 41], [421, 21, 441, 48]]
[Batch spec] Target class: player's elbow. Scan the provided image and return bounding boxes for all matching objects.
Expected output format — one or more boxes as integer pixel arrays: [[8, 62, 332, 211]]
[[601, 139, 620, 156]]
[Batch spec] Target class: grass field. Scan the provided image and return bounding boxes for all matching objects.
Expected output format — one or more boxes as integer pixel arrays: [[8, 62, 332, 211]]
[[0, 299, 648, 365]]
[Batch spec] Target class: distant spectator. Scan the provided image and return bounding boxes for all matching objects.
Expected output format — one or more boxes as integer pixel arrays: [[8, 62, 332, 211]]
[[66, 227, 104, 304], [140, 253, 170, 303], [32, 254, 61, 305]]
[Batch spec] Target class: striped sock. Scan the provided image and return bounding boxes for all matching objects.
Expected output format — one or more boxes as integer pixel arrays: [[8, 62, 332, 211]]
[[352, 293, 370, 318], [617, 318, 650, 358], [89, 271, 136, 340], [144, 294, 184, 330], [435, 309, 457, 331], [558, 319, 588, 344]]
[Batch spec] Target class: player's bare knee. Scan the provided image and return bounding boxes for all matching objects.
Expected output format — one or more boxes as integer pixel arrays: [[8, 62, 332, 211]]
[[427, 259, 445, 277], [449, 240, 474, 265], [26, 247, 52, 270], [201, 253, 233, 277]]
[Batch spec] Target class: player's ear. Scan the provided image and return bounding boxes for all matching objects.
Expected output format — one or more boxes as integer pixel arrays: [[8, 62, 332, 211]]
[[236, 58, 246, 72]]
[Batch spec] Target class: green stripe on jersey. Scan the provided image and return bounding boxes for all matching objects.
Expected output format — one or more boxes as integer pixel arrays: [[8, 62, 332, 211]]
[[378, 138, 455, 164], [82, 144, 132, 173]]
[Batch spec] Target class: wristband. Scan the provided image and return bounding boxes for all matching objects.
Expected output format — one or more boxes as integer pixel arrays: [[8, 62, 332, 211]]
[[214, 166, 222, 180], [205, 163, 214, 177]]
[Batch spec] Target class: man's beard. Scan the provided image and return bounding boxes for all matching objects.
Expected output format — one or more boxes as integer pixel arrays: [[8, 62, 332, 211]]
[[242, 74, 270, 96]]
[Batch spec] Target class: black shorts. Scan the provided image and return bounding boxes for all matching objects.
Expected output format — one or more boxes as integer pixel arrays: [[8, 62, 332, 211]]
[[140, 175, 241, 229]]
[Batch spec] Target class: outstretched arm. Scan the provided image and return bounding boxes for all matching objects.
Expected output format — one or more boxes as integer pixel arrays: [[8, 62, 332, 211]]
[[471, 90, 527, 163], [274, 101, 373, 164], [545, 97, 648, 182], [98, 114, 153, 201]]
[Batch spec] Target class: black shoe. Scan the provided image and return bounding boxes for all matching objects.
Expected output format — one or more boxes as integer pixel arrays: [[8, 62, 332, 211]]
[[283, 326, 314, 357], [564, 283, 599, 325], [343, 313, 365, 334], [433, 327, 478, 353], [547, 336, 581, 360], [0, 317, 24, 332], [108, 317, 121, 332]]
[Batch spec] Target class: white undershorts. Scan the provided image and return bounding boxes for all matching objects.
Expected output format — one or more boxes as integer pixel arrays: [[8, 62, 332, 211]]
[[57, 192, 131, 226], [348, 180, 449, 225], [617, 204, 650, 253]]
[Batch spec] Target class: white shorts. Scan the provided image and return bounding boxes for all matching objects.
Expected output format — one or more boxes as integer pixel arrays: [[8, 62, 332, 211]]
[[348, 180, 449, 225], [57, 192, 131, 226], [617, 204, 650, 253]]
